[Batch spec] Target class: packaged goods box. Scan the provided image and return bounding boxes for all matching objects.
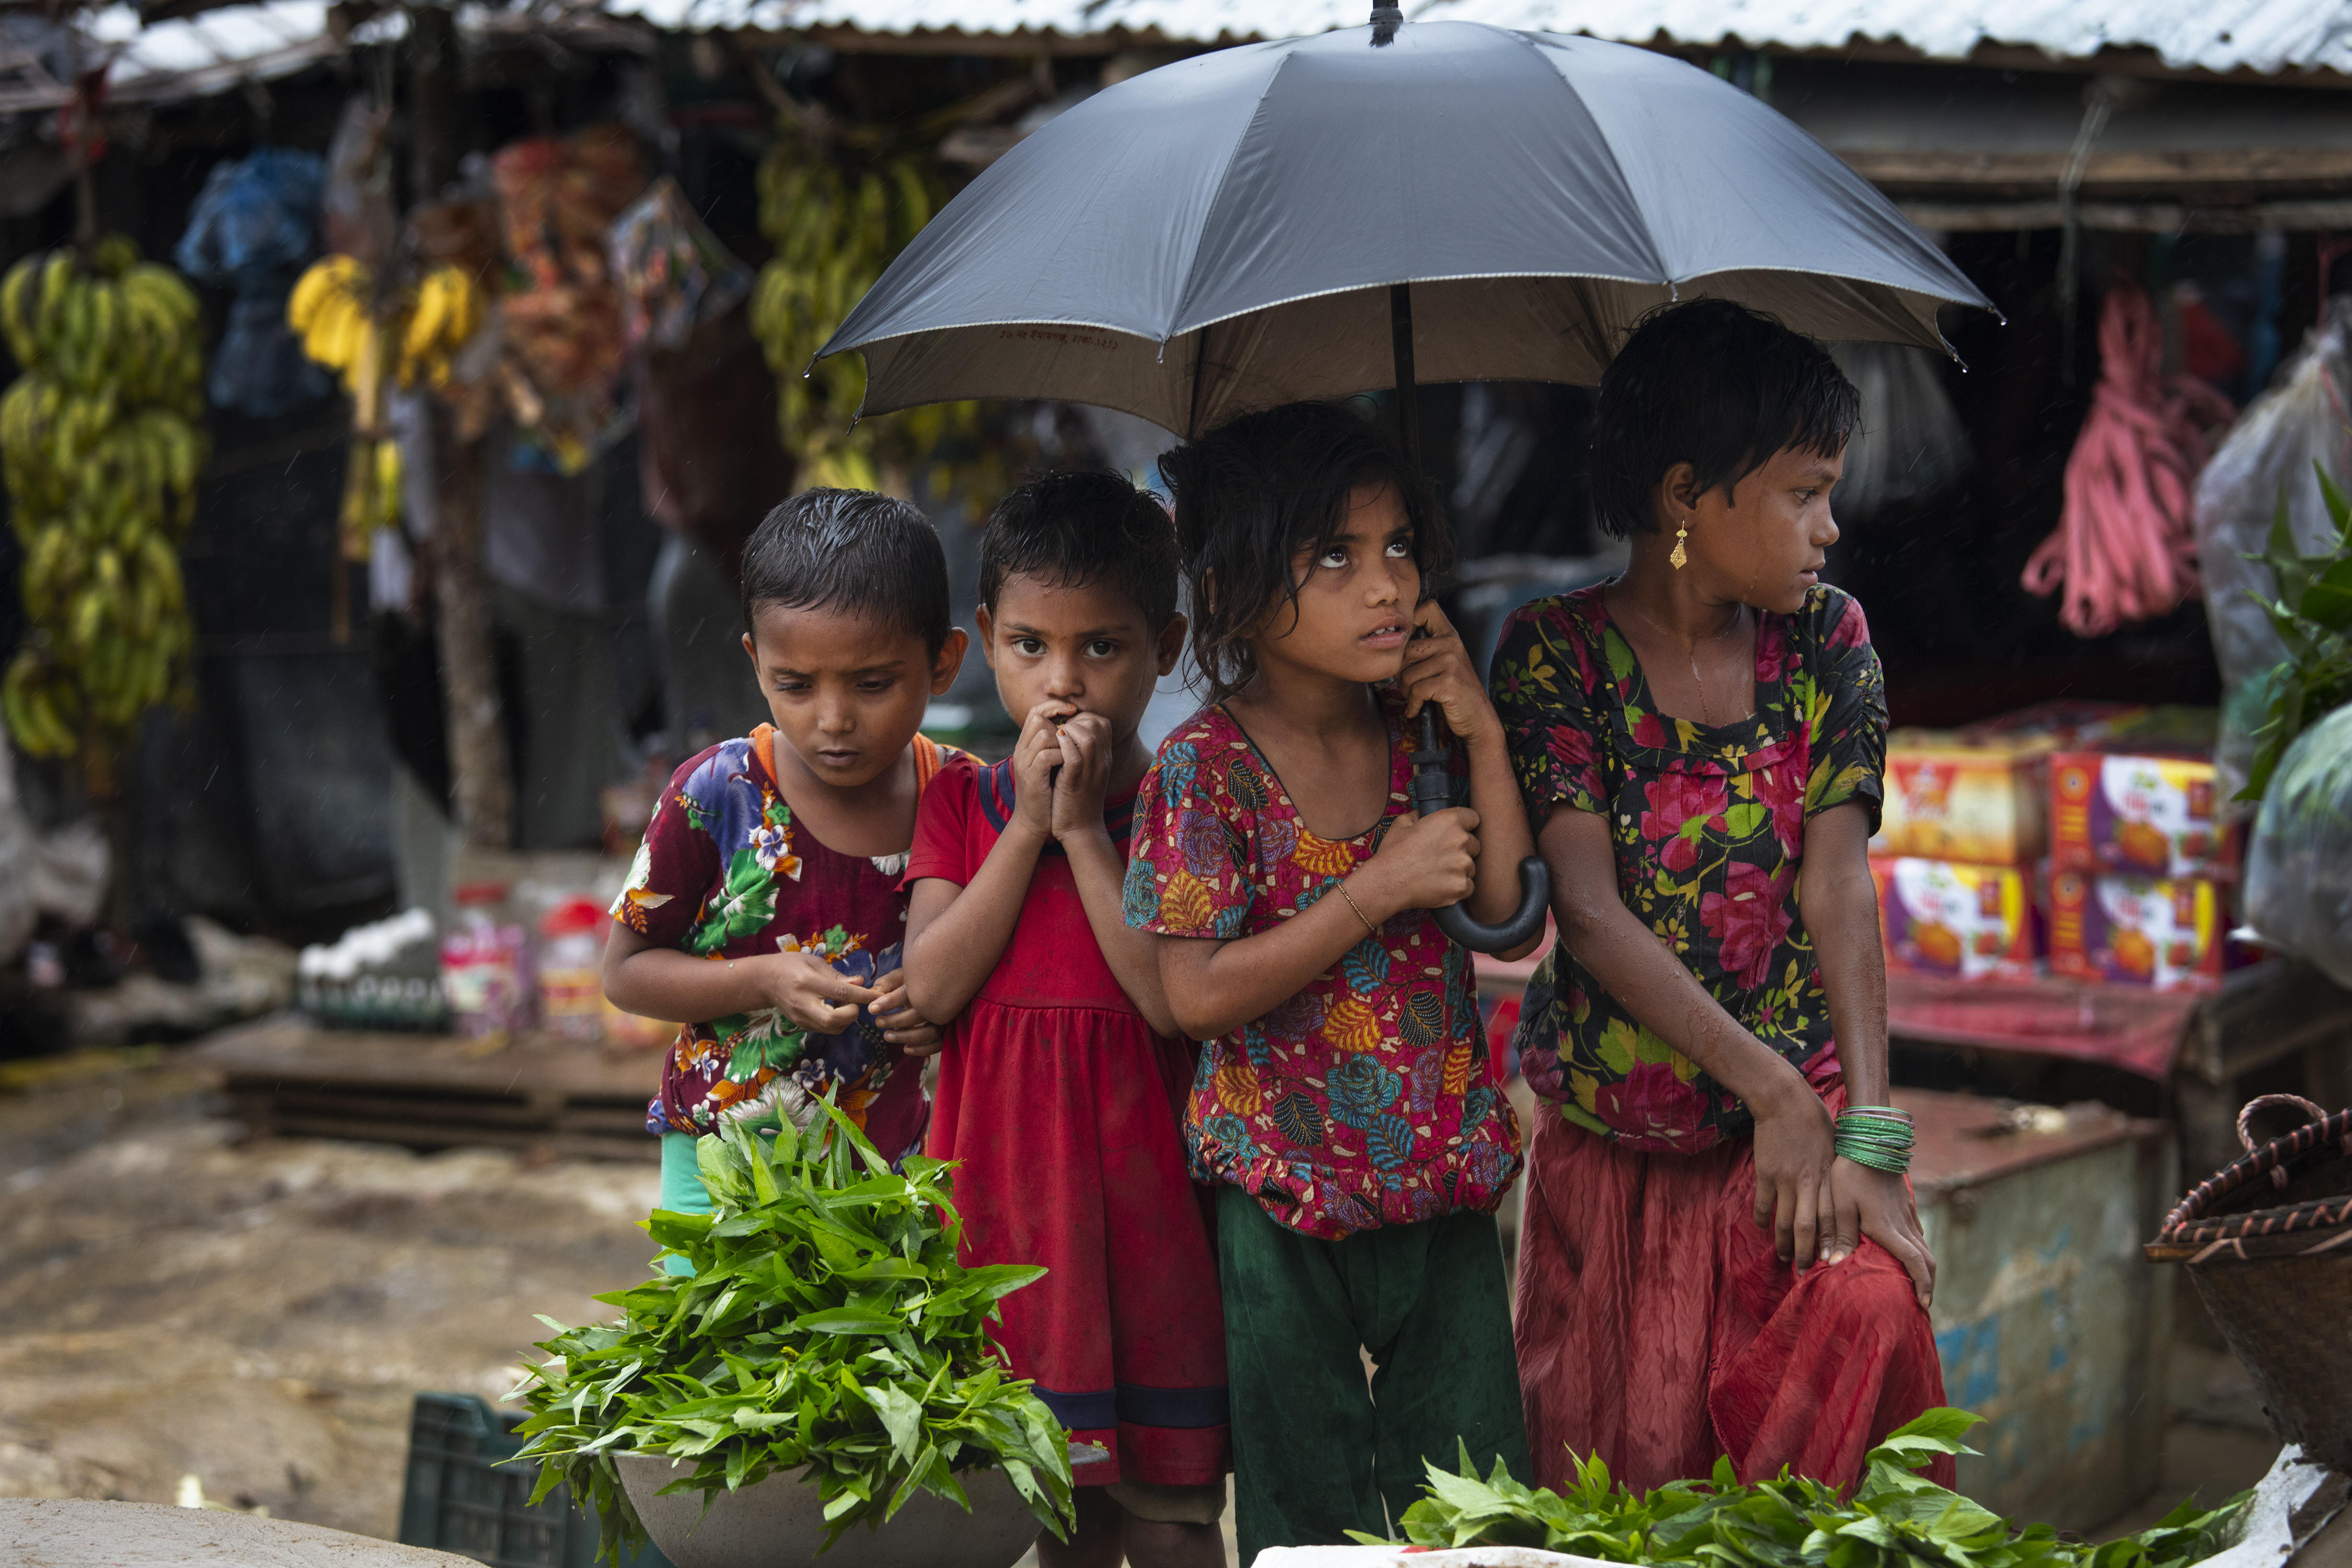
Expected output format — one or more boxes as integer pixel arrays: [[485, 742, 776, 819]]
[[1872, 857, 2037, 982], [1873, 701, 2142, 866], [2049, 750, 2228, 881], [2047, 870, 2223, 992]]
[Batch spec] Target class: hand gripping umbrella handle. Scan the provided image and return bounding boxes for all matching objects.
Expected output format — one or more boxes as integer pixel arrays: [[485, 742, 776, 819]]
[[1409, 709, 1549, 954]]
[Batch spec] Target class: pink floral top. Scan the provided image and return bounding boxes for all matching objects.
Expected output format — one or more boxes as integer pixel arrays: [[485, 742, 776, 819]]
[[1488, 583, 1886, 1154], [1122, 691, 1523, 1240]]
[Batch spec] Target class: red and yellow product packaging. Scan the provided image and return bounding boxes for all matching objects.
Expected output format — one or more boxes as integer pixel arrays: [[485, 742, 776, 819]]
[[2047, 870, 2223, 992], [1871, 856, 2038, 982], [1874, 701, 2143, 866]]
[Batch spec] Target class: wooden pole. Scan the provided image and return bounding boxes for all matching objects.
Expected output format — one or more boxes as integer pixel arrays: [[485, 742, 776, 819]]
[[429, 406, 512, 848], [408, 2, 511, 848]]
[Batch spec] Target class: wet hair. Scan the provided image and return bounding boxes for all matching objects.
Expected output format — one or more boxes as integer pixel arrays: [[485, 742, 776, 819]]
[[1157, 401, 1450, 705], [1589, 299, 1860, 539], [978, 470, 1180, 630], [738, 488, 952, 656]]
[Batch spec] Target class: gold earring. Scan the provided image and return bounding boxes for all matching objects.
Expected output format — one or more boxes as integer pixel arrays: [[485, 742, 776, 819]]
[[1669, 520, 1689, 570]]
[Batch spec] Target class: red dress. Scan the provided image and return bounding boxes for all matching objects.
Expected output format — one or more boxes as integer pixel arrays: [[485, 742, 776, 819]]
[[906, 755, 1231, 1490]]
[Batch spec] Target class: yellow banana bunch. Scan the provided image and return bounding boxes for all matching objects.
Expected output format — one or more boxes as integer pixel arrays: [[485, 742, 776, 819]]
[[747, 125, 989, 493], [399, 265, 483, 389], [0, 236, 205, 762], [293, 257, 485, 394], [289, 254, 378, 391]]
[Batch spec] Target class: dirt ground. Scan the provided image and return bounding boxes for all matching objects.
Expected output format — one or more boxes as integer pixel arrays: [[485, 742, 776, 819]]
[[0, 1044, 2285, 1563], [0, 1050, 660, 1540]]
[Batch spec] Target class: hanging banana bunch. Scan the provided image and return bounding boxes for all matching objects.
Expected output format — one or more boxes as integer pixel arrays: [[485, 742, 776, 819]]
[[0, 235, 206, 765], [748, 120, 988, 495], [287, 255, 486, 556]]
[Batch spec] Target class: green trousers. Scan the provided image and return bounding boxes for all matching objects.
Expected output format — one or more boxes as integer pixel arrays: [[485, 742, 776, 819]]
[[1216, 1184, 1530, 1563]]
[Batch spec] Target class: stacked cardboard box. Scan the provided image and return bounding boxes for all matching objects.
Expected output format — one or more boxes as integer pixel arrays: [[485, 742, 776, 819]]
[[2045, 708, 2231, 992], [1873, 704, 2235, 993], [1870, 702, 2139, 984]]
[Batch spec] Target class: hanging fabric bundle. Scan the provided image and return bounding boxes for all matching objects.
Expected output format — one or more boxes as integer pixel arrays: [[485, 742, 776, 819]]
[[2023, 278, 2236, 637]]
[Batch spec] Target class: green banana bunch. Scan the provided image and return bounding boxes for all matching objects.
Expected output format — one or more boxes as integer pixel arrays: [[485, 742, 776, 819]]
[[1, 236, 206, 761], [747, 123, 989, 492]]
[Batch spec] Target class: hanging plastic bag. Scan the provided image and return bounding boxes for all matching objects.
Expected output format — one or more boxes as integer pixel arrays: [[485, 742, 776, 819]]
[[174, 147, 332, 417], [608, 174, 753, 355], [2241, 702, 2352, 987], [2193, 299, 2352, 800], [1826, 342, 1973, 524]]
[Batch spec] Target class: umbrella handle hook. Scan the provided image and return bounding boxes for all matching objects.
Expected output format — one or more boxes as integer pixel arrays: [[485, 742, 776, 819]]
[[1410, 708, 1550, 954], [1370, 4, 1402, 44]]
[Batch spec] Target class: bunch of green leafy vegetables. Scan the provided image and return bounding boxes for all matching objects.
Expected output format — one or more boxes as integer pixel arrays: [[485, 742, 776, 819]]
[[2235, 464, 2352, 802], [511, 1101, 1074, 1565], [1359, 1410, 2247, 1568]]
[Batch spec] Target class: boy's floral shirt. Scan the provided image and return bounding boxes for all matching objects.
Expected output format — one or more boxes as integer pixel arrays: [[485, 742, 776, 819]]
[[614, 729, 937, 1159], [1488, 583, 1885, 1154], [1122, 691, 1522, 1241]]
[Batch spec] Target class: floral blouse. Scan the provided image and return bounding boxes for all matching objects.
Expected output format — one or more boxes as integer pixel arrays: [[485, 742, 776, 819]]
[[1122, 692, 1523, 1240], [613, 727, 942, 1159], [1488, 583, 1886, 1154]]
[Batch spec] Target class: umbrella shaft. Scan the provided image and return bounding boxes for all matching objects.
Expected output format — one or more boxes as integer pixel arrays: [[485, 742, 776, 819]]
[[1389, 281, 1420, 467]]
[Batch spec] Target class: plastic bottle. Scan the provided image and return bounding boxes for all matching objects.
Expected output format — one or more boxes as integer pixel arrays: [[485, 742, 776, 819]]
[[538, 896, 607, 1043], [440, 882, 530, 1045]]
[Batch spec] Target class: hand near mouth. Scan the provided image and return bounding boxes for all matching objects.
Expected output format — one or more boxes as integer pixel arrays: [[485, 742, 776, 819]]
[[1398, 599, 1501, 747], [1049, 711, 1115, 839], [1010, 700, 1070, 839]]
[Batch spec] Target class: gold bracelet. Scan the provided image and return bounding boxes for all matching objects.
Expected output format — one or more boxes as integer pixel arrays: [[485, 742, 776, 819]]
[[1335, 880, 1378, 938]]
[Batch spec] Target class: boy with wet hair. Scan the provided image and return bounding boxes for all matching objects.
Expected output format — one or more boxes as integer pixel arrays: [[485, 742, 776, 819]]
[[605, 487, 967, 1225]]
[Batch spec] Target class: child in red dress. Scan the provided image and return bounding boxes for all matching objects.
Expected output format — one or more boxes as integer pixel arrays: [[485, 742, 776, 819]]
[[904, 472, 1229, 1568]]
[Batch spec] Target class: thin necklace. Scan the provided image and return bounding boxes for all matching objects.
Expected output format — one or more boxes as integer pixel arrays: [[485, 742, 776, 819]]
[[1619, 596, 1749, 728]]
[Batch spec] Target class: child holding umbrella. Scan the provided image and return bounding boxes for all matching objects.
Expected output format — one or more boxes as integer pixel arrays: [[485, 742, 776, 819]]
[[1490, 299, 1949, 1493], [1125, 402, 1538, 1561]]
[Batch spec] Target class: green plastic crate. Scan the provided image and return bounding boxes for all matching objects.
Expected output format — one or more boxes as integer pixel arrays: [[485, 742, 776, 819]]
[[397, 1392, 670, 1568]]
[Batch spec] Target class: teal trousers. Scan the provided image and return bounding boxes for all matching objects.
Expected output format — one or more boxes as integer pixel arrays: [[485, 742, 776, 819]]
[[656, 1132, 714, 1276], [1216, 1184, 1529, 1562]]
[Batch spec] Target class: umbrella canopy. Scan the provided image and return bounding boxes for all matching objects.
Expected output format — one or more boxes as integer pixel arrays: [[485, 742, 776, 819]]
[[818, 16, 1997, 437]]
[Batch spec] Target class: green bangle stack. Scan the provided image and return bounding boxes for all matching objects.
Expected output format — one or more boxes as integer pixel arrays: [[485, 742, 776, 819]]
[[1833, 1105, 1915, 1174]]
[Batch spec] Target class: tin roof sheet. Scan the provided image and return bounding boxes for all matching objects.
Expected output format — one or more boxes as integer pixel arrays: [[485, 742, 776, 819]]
[[614, 0, 2352, 78]]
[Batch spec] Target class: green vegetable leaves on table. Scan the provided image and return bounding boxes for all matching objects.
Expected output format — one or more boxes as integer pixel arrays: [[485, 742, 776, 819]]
[[512, 1098, 1075, 1565], [1358, 1408, 2247, 1568]]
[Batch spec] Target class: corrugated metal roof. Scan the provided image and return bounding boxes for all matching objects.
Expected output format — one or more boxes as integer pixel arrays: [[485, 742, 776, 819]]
[[611, 0, 2352, 78], [8, 0, 2343, 114]]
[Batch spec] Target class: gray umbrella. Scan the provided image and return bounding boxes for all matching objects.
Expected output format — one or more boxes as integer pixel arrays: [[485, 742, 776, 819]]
[[816, 10, 1996, 438], [817, 9, 2000, 952]]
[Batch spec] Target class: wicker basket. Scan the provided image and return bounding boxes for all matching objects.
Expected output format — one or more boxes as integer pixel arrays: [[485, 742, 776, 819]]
[[2146, 1094, 2352, 1471]]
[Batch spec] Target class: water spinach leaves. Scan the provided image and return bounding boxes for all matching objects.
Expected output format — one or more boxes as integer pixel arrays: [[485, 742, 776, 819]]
[[1366, 1409, 2246, 1568], [513, 1101, 1074, 1564]]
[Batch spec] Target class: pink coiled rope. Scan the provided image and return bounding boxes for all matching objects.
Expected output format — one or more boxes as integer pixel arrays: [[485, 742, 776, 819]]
[[2023, 279, 2236, 637]]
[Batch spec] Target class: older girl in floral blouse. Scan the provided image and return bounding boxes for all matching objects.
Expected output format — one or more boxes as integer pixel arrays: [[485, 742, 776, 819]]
[[1490, 300, 1949, 1494]]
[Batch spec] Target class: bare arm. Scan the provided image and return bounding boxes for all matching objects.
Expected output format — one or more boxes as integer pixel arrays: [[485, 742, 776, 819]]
[[902, 829, 1047, 1025], [1800, 801, 1934, 1305], [1049, 714, 1179, 1036], [1158, 804, 1480, 1042], [902, 707, 1063, 1025], [603, 924, 879, 1034], [1536, 803, 1835, 1265]]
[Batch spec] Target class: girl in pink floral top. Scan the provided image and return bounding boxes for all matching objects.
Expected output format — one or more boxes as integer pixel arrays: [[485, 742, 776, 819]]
[[1124, 402, 1536, 1564], [1490, 301, 1948, 1502]]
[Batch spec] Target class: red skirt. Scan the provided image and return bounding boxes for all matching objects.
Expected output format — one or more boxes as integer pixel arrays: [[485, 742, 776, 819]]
[[928, 996, 1230, 1489], [1513, 1084, 1953, 1494]]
